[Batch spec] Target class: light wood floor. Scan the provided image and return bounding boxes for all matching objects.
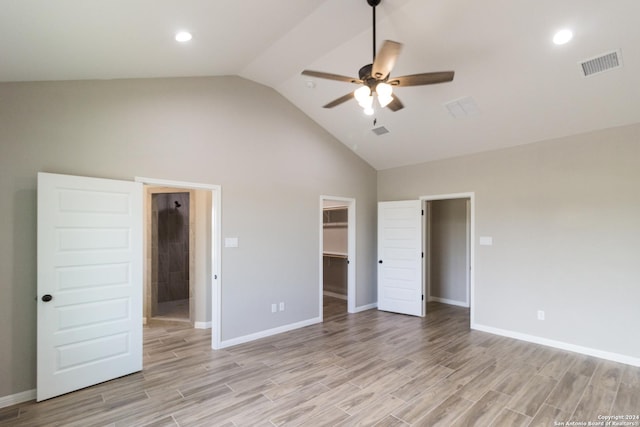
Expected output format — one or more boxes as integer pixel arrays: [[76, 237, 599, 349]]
[[2, 299, 639, 426]]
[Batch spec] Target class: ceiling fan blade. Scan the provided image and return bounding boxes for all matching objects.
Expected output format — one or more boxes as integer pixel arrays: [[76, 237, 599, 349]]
[[388, 71, 454, 87], [386, 96, 404, 112], [302, 70, 361, 84], [323, 92, 354, 109], [371, 40, 402, 80]]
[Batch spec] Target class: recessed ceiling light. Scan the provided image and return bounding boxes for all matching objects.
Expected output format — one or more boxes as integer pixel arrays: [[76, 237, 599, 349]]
[[553, 29, 573, 45], [175, 31, 192, 42]]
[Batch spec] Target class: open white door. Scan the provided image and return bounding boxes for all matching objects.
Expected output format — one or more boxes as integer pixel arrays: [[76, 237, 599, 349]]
[[377, 200, 423, 316], [37, 172, 143, 401]]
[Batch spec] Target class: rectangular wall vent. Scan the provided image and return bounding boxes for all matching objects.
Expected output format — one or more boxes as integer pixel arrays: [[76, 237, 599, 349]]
[[579, 49, 623, 77], [372, 126, 389, 136]]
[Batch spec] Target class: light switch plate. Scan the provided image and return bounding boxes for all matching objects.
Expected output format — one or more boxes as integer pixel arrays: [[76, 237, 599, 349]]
[[479, 236, 493, 246], [224, 237, 238, 248]]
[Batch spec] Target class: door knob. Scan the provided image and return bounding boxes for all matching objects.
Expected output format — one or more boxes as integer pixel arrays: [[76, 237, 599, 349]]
[[42, 294, 53, 302], [378, 260, 383, 264]]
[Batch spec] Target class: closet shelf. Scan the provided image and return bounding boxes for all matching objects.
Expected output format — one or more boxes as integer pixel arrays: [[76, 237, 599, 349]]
[[323, 222, 347, 228], [323, 252, 348, 258]]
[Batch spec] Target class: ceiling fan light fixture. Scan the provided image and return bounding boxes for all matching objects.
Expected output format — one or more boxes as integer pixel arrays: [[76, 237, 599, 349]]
[[364, 107, 375, 116], [376, 82, 392, 97], [378, 94, 393, 108], [354, 86, 372, 105], [376, 82, 393, 108], [376, 82, 394, 108]]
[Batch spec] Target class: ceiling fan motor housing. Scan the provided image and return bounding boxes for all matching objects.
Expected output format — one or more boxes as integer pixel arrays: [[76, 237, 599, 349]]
[[358, 64, 380, 88]]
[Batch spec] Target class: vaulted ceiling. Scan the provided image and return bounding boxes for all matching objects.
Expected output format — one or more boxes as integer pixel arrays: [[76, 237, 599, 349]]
[[2, 0, 639, 169]]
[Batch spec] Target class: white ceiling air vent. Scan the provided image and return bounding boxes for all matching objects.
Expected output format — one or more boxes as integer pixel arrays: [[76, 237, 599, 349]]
[[444, 96, 480, 119], [372, 126, 389, 136], [579, 49, 623, 77]]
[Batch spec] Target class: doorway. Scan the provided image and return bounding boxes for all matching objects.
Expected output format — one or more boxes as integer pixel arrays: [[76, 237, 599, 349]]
[[137, 177, 222, 348], [320, 196, 356, 319], [148, 189, 193, 324], [421, 192, 474, 322], [37, 172, 222, 401], [376, 193, 474, 323]]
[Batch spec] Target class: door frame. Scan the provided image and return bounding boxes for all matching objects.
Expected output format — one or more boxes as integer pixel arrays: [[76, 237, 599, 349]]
[[319, 196, 356, 316], [136, 177, 222, 349], [420, 192, 475, 326]]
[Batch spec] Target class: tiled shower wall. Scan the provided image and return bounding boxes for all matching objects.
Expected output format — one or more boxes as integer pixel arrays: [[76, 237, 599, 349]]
[[152, 192, 190, 303]]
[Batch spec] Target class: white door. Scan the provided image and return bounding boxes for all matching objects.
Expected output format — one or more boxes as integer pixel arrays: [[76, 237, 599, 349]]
[[37, 172, 143, 401], [377, 200, 423, 316]]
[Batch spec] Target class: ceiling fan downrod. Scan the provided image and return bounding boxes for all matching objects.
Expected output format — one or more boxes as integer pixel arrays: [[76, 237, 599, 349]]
[[367, 0, 382, 62]]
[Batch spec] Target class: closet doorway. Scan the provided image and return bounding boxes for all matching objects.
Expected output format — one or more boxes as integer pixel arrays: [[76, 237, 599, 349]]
[[320, 196, 356, 319], [422, 193, 473, 313]]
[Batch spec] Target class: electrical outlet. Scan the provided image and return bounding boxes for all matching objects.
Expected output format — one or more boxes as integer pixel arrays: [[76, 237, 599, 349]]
[[537, 310, 545, 320], [279, 302, 285, 312], [271, 303, 277, 313]]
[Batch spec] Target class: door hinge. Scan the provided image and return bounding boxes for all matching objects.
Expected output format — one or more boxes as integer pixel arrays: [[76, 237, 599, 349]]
[[422, 295, 424, 301], [421, 209, 424, 215], [422, 252, 424, 258]]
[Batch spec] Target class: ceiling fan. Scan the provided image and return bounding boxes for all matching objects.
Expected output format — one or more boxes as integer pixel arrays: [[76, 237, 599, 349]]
[[302, 0, 454, 115]]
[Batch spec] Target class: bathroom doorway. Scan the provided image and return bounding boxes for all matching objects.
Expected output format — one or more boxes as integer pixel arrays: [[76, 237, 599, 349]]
[[147, 188, 194, 324], [138, 176, 221, 347]]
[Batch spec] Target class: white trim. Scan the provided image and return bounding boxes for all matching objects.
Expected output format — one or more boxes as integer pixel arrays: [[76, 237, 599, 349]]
[[134, 176, 217, 191], [0, 389, 35, 409], [420, 192, 475, 327], [472, 323, 640, 367], [219, 317, 321, 349], [323, 291, 347, 300], [135, 177, 222, 350], [422, 200, 428, 316], [353, 302, 377, 313], [320, 196, 357, 317], [430, 296, 469, 308], [194, 321, 212, 329]]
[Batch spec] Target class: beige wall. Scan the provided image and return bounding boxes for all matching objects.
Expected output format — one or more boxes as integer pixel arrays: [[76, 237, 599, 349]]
[[379, 123, 640, 362], [0, 76, 377, 398]]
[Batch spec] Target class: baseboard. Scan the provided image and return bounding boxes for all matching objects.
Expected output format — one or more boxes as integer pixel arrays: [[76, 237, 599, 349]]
[[429, 296, 469, 308], [352, 302, 377, 313], [323, 291, 347, 300], [194, 321, 212, 329], [0, 389, 35, 409], [472, 322, 640, 367], [219, 317, 321, 349]]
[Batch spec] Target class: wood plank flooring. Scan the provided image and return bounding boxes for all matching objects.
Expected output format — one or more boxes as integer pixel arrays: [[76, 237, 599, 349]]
[[2, 298, 639, 426]]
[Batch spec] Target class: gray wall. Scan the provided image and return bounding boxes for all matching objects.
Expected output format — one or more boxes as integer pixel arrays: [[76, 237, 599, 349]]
[[0, 76, 377, 398], [429, 199, 468, 305], [379, 123, 640, 361]]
